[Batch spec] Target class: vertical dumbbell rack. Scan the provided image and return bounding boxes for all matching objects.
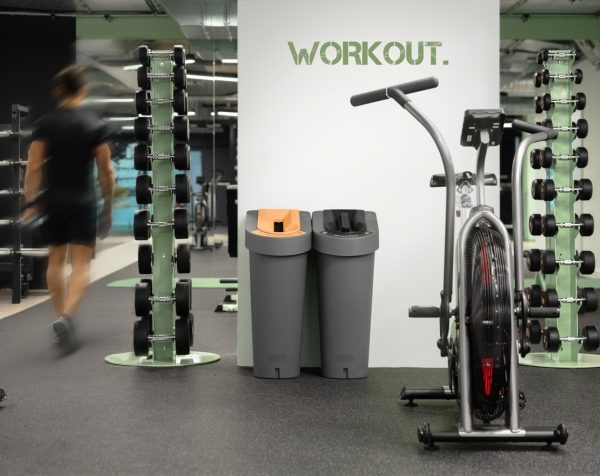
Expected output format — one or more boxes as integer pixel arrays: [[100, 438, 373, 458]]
[[0, 105, 31, 304], [521, 49, 600, 368], [105, 45, 219, 367]]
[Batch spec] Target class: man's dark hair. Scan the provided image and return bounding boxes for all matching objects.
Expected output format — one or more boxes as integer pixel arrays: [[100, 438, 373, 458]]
[[53, 65, 86, 98]]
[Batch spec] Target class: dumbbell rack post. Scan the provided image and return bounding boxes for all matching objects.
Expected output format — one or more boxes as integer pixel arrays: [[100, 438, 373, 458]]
[[150, 56, 175, 362], [522, 51, 600, 368], [106, 46, 219, 367]]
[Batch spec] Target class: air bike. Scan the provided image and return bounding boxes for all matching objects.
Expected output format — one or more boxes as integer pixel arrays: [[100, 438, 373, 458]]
[[351, 77, 568, 448]]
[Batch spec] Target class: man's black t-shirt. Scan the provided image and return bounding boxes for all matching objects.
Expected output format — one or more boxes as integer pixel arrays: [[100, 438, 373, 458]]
[[32, 106, 110, 204], [32, 106, 110, 246]]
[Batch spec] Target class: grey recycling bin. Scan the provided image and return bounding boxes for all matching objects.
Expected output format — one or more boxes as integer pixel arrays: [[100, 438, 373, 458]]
[[245, 209, 312, 378], [312, 209, 379, 379]]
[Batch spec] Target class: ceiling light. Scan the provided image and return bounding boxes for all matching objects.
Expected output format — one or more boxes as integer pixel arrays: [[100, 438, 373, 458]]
[[210, 111, 238, 117], [121, 125, 134, 130], [86, 98, 134, 103], [221, 59, 238, 64], [188, 74, 238, 83]]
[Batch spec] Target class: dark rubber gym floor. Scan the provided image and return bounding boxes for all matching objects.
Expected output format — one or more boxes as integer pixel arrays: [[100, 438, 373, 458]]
[[1, 247, 599, 475]]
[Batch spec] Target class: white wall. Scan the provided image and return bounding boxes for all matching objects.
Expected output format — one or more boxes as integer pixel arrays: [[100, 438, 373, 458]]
[[579, 60, 600, 267], [237, 0, 500, 368]]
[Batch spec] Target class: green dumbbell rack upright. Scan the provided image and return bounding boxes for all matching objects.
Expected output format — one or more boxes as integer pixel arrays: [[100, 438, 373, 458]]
[[521, 49, 600, 368], [106, 45, 219, 367]]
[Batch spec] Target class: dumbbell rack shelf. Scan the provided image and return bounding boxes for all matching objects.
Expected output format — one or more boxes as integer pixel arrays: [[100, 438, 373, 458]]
[[0, 105, 48, 304], [522, 49, 600, 368], [105, 45, 219, 367]]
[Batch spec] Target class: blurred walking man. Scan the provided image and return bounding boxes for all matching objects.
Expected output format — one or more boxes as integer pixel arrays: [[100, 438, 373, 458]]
[[24, 66, 115, 351]]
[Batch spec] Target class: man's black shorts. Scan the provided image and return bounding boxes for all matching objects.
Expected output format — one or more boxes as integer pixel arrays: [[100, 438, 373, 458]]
[[44, 199, 97, 247]]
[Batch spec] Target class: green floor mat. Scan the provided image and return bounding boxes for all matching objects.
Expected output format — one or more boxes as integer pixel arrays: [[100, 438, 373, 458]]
[[108, 277, 237, 289]]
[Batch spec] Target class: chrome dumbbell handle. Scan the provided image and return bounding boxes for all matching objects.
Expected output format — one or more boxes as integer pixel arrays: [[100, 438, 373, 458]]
[[149, 295, 175, 303], [148, 185, 175, 192], [147, 124, 174, 132], [148, 334, 176, 342], [147, 220, 175, 228], [558, 297, 585, 304], [556, 258, 582, 266], [145, 98, 174, 105], [146, 72, 176, 79], [555, 186, 581, 194], [560, 336, 586, 343], [0, 160, 27, 167], [147, 153, 175, 160], [554, 154, 579, 162]]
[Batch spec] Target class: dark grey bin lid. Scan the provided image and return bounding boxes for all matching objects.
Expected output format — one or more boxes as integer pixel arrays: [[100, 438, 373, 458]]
[[312, 210, 379, 256], [245, 210, 312, 256]]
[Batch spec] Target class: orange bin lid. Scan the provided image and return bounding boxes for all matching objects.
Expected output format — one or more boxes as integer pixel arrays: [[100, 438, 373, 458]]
[[252, 209, 305, 237]]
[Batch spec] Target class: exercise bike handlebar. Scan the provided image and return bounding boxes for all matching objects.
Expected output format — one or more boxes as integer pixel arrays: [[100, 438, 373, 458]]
[[512, 119, 558, 140], [350, 77, 439, 107]]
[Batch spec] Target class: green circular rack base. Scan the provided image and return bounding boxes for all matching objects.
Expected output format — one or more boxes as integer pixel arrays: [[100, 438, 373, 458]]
[[105, 351, 221, 367], [520, 352, 600, 368]]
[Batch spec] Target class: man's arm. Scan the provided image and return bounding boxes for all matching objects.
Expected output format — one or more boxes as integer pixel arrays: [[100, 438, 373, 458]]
[[24, 140, 46, 208], [95, 142, 115, 211]]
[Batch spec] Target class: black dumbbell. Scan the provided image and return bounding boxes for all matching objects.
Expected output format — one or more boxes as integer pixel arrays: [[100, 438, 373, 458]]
[[138, 243, 190, 274], [135, 174, 190, 204], [135, 89, 188, 116], [175, 279, 191, 317], [133, 208, 189, 240], [531, 250, 595, 275], [526, 284, 543, 307], [535, 178, 593, 201], [542, 287, 600, 313], [527, 319, 542, 344], [531, 179, 544, 200], [135, 280, 152, 316], [526, 249, 557, 274], [133, 319, 151, 356], [537, 49, 580, 65], [134, 116, 189, 143], [538, 118, 588, 139], [176, 243, 191, 273], [534, 68, 583, 87], [579, 288, 599, 313], [542, 326, 561, 352], [542, 326, 600, 352], [137, 64, 187, 90], [534, 92, 586, 113], [133, 144, 190, 171], [139, 44, 185, 67], [531, 146, 588, 169], [582, 326, 600, 351], [538, 213, 594, 237], [138, 244, 152, 274]]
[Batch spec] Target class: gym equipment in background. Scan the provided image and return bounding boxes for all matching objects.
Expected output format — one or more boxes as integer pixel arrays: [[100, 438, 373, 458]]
[[351, 78, 567, 446], [0, 104, 48, 303], [105, 45, 219, 367], [312, 209, 379, 379], [523, 48, 600, 368], [245, 209, 311, 378]]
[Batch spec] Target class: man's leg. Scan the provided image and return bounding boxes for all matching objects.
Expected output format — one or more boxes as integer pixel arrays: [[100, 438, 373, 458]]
[[46, 245, 68, 317], [64, 244, 94, 317]]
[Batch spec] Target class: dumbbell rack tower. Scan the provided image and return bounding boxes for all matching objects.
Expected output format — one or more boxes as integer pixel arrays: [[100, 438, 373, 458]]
[[106, 47, 219, 367], [521, 50, 600, 368]]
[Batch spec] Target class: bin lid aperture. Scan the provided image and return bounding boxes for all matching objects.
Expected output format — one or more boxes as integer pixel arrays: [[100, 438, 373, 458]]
[[253, 209, 305, 237], [323, 209, 368, 236]]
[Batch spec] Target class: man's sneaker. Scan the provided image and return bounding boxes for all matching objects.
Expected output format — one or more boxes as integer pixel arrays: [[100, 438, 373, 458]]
[[52, 316, 78, 352]]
